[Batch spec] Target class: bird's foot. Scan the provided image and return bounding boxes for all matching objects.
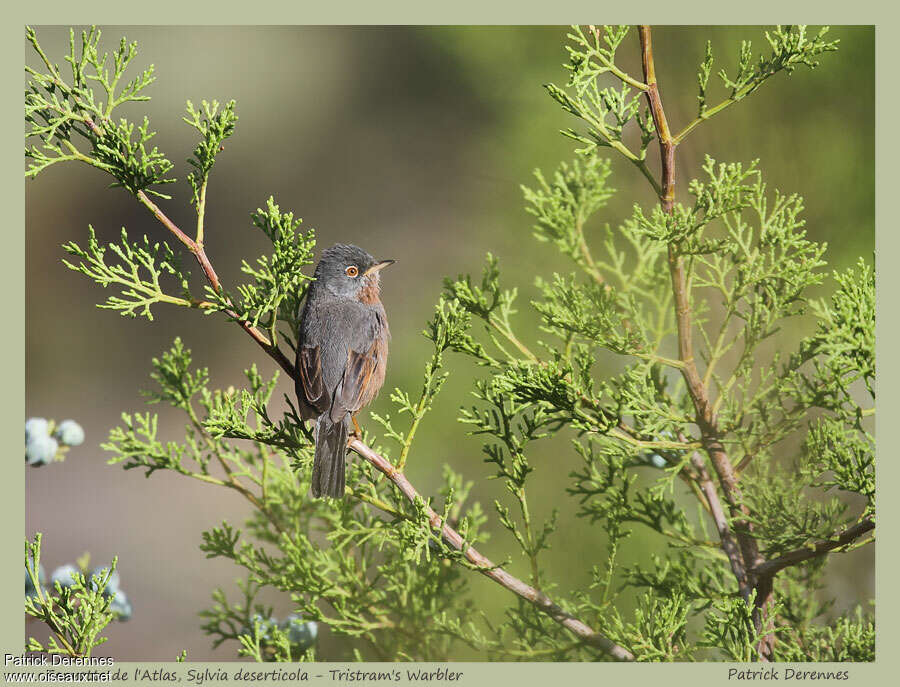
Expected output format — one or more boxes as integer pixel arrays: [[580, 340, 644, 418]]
[[349, 415, 363, 441]]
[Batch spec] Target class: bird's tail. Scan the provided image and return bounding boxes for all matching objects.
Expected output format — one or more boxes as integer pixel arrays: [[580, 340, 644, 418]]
[[310, 414, 350, 499]]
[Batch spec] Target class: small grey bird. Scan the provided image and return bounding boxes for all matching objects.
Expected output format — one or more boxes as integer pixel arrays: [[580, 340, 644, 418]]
[[295, 244, 394, 498]]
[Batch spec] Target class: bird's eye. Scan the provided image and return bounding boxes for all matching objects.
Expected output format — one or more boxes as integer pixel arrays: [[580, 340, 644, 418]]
[[345, 265, 359, 277]]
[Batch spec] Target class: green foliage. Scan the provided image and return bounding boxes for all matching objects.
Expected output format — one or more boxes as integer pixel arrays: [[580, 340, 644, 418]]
[[62, 226, 191, 320], [25, 27, 173, 196], [522, 156, 614, 274], [200, 581, 317, 662], [549, 24, 838, 153], [615, 593, 692, 661], [796, 259, 876, 405], [742, 458, 848, 559], [794, 260, 876, 517], [184, 99, 237, 210], [26, 25, 872, 663], [92, 116, 175, 197], [227, 198, 317, 346], [773, 566, 874, 662], [776, 606, 875, 662], [714, 26, 838, 105], [803, 416, 874, 514], [103, 333, 504, 661], [25, 534, 122, 657], [434, 23, 870, 662], [700, 591, 775, 662], [546, 26, 653, 160]]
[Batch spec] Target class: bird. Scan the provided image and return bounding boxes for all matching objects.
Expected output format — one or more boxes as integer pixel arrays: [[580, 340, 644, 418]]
[[295, 244, 394, 498]]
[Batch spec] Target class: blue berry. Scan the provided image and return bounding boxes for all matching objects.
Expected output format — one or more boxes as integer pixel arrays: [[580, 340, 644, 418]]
[[50, 564, 80, 589], [109, 590, 132, 621], [282, 614, 318, 648], [26, 435, 58, 465], [54, 420, 85, 447], [90, 566, 120, 596], [25, 418, 49, 443], [648, 453, 667, 468], [243, 614, 276, 639], [644, 430, 676, 468]]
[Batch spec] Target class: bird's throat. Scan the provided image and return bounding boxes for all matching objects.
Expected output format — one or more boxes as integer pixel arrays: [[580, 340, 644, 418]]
[[358, 274, 381, 305]]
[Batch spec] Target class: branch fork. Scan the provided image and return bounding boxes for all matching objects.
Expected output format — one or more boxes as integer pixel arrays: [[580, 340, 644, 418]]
[[635, 25, 872, 661]]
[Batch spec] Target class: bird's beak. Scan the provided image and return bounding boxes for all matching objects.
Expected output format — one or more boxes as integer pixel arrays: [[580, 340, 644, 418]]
[[364, 259, 396, 276]]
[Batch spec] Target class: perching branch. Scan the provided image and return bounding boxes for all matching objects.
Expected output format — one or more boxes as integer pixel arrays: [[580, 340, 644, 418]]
[[349, 439, 634, 661]]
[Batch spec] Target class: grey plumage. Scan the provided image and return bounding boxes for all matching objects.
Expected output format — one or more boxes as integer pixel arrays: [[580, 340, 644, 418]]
[[296, 244, 392, 498], [312, 414, 349, 499]]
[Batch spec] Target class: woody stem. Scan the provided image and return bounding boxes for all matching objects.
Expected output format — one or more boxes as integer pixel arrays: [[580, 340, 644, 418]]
[[637, 25, 771, 660]]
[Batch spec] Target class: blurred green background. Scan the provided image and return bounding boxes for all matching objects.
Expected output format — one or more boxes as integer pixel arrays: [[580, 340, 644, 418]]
[[25, 26, 873, 660]]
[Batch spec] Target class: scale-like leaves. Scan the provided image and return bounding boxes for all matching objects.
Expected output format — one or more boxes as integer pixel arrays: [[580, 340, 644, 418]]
[[62, 227, 191, 320]]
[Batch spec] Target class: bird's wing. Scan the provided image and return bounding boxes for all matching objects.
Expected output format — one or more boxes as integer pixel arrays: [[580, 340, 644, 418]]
[[329, 305, 385, 421], [297, 345, 327, 414], [298, 298, 385, 422], [332, 340, 381, 420]]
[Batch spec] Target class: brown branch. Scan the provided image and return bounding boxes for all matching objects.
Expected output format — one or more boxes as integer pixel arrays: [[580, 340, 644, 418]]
[[638, 26, 675, 214], [637, 25, 772, 659], [690, 452, 750, 599], [751, 518, 875, 579], [135, 190, 197, 252], [83, 116, 296, 375], [349, 439, 635, 661], [135, 189, 296, 375]]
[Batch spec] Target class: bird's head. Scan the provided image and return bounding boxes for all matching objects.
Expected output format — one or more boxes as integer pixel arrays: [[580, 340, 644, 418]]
[[312, 243, 395, 300]]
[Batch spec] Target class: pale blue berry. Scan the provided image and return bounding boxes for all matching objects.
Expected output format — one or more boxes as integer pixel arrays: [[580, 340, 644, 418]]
[[244, 614, 276, 639], [109, 590, 132, 621], [90, 566, 120, 596], [54, 420, 85, 447], [282, 614, 318, 648], [648, 453, 667, 468], [50, 564, 80, 589], [25, 418, 49, 443], [26, 434, 58, 465], [645, 430, 675, 468]]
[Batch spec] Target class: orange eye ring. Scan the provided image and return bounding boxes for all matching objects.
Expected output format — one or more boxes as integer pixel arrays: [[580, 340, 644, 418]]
[[345, 265, 359, 277]]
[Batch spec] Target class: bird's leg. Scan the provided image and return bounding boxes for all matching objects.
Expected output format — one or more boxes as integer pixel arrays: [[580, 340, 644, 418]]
[[351, 414, 362, 439]]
